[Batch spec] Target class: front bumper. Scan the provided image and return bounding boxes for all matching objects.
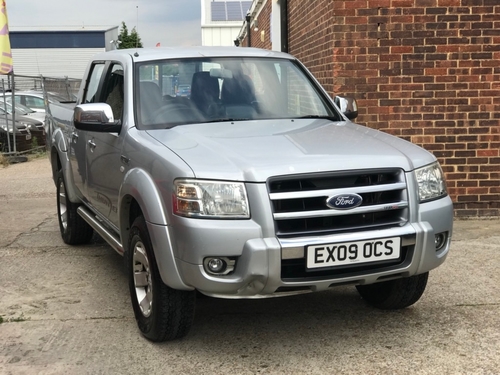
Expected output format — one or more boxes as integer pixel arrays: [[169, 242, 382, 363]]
[[172, 195, 453, 298]]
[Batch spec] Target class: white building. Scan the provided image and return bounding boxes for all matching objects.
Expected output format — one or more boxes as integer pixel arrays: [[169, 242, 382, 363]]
[[201, 0, 252, 46], [9, 26, 118, 79]]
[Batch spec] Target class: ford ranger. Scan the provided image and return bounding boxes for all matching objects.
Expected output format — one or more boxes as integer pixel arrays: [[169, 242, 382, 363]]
[[44, 47, 453, 342]]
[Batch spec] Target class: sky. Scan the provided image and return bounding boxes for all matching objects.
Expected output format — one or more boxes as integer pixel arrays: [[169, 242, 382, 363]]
[[6, 0, 202, 47]]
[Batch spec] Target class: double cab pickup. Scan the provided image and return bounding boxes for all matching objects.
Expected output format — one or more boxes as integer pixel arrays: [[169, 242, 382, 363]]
[[45, 47, 453, 341]]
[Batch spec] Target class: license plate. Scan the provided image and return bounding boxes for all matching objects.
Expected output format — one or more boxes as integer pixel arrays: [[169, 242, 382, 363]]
[[306, 237, 401, 269]]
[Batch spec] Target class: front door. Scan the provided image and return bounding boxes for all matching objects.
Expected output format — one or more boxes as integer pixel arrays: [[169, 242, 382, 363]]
[[86, 64, 125, 228], [69, 62, 106, 200]]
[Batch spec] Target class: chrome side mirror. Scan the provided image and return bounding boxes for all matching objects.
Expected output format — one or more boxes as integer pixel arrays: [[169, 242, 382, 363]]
[[334, 96, 358, 120], [73, 103, 121, 133]]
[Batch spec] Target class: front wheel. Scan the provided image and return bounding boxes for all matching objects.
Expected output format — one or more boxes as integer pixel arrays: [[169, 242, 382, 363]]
[[356, 273, 429, 310], [56, 170, 93, 245], [127, 216, 196, 342]]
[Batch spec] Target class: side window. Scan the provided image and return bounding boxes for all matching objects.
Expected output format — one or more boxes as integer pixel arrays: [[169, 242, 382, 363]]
[[103, 64, 124, 121], [25, 96, 45, 109], [83, 63, 105, 104]]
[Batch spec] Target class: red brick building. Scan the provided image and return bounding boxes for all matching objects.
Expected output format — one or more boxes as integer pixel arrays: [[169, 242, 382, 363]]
[[238, 0, 500, 217]]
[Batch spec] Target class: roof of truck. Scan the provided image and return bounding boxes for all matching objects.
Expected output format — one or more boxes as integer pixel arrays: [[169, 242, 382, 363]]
[[94, 47, 295, 62]]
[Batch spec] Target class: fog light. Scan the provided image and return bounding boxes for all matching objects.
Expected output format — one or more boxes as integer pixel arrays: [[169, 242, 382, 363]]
[[203, 257, 236, 276], [208, 258, 225, 273], [435, 232, 447, 251]]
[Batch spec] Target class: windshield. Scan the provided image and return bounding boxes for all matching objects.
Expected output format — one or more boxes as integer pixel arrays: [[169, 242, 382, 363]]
[[136, 57, 339, 129], [0, 101, 32, 115]]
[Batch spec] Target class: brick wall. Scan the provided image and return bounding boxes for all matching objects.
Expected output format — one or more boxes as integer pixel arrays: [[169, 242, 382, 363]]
[[247, 0, 273, 50], [289, 1, 336, 94], [285, 0, 500, 217]]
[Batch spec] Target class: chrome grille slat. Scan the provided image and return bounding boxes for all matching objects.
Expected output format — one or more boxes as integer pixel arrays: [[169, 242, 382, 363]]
[[269, 182, 407, 200], [273, 201, 408, 219], [268, 169, 409, 237]]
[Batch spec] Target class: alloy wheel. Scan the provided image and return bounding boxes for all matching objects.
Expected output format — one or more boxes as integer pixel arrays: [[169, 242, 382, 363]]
[[132, 241, 153, 317]]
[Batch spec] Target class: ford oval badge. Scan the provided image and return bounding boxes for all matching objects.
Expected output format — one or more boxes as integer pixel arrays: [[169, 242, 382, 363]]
[[326, 193, 363, 210]]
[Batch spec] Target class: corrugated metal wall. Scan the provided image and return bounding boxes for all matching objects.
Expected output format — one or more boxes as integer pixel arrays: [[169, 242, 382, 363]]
[[11, 48, 105, 79], [202, 26, 241, 46]]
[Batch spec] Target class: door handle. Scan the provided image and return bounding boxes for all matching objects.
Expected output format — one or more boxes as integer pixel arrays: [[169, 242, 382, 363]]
[[71, 132, 79, 142], [87, 139, 96, 149]]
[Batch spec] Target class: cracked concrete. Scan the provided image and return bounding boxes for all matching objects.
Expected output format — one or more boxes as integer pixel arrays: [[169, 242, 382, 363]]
[[0, 156, 499, 374]]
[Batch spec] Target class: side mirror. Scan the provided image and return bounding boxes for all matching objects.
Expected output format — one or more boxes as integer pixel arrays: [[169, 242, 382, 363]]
[[334, 96, 358, 120], [74, 103, 121, 133]]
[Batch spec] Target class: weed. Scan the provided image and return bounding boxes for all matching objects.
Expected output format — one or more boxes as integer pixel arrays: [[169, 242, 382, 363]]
[[0, 153, 7, 167], [10, 314, 28, 322], [31, 136, 39, 149], [27, 150, 48, 161], [1, 313, 30, 323]]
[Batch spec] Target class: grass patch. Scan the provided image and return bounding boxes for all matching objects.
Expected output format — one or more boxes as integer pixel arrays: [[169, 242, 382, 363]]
[[27, 149, 48, 161], [0, 154, 7, 168], [9, 314, 29, 322], [0, 313, 30, 323], [0, 149, 48, 167]]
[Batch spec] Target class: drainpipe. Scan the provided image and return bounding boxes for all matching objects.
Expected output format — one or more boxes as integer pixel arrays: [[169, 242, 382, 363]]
[[280, 0, 288, 53], [246, 13, 251, 47]]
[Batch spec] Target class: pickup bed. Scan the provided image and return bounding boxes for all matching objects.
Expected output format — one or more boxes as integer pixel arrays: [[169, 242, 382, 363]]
[[45, 47, 453, 342]]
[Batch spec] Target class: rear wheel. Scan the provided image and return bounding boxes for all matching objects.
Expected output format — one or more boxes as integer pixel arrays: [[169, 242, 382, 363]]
[[56, 170, 93, 245], [356, 273, 429, 310], [128, 216, 196, 342]]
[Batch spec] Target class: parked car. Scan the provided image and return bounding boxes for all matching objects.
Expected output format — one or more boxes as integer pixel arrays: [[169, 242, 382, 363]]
[[2, 90, 74, 113], [0, 100, 46, 128], [2, 91, 47, 112], [0, 118, 44, 152], [0, 105, 45, 133], [176, 84, 191, 97]]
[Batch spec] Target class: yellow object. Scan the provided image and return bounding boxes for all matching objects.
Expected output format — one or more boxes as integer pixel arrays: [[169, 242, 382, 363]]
[[0, 0, 12, 74]]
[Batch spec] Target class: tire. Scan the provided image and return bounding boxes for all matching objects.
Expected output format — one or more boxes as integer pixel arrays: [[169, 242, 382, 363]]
[[127, 215, 196, 342], [356, 272, 429, 310], [56, 170, 94, 245]]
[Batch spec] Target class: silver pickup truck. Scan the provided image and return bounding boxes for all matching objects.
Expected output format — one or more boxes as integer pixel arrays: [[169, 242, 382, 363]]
[[45, 47, 453, 342]]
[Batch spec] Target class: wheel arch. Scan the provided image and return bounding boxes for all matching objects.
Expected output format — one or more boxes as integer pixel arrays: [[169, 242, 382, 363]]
[[118, 168, 192, 291], [50, 129, 80, 203], [119, 167, 168, 227]]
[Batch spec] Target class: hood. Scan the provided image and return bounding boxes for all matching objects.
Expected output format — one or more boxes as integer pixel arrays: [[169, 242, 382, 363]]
[[146, 119, 435, 182], [6, 114, 43, 126]]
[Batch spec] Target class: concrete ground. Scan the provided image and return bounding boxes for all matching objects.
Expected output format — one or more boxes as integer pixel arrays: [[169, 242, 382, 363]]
[[0, 156, 499, 375]]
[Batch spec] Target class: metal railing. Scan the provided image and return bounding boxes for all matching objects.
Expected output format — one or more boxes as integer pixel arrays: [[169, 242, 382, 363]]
[[0, 73, 80, 155]]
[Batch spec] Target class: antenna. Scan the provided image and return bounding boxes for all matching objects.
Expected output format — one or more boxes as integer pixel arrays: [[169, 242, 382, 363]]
[[136, 5, 139, 48]]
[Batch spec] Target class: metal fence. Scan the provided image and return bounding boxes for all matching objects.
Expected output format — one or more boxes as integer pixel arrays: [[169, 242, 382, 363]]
[[0, 73, 80, 155]]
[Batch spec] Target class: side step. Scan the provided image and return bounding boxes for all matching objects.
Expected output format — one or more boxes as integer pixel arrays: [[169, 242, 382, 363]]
[[77, 206, 124, 255]]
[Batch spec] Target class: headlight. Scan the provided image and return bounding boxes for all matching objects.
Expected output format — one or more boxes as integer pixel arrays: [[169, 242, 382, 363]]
[[1, 124, 14, 133], [415, 162, 447, 202], [173, 179, 250, 219]]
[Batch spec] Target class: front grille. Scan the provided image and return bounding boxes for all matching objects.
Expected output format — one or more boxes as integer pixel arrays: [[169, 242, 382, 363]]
[[268, 169, 409, 238]]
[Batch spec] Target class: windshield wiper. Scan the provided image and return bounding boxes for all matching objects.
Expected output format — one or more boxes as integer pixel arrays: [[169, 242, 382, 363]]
[[203, 118, 251, 123], [297, 115, 339, 121]]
